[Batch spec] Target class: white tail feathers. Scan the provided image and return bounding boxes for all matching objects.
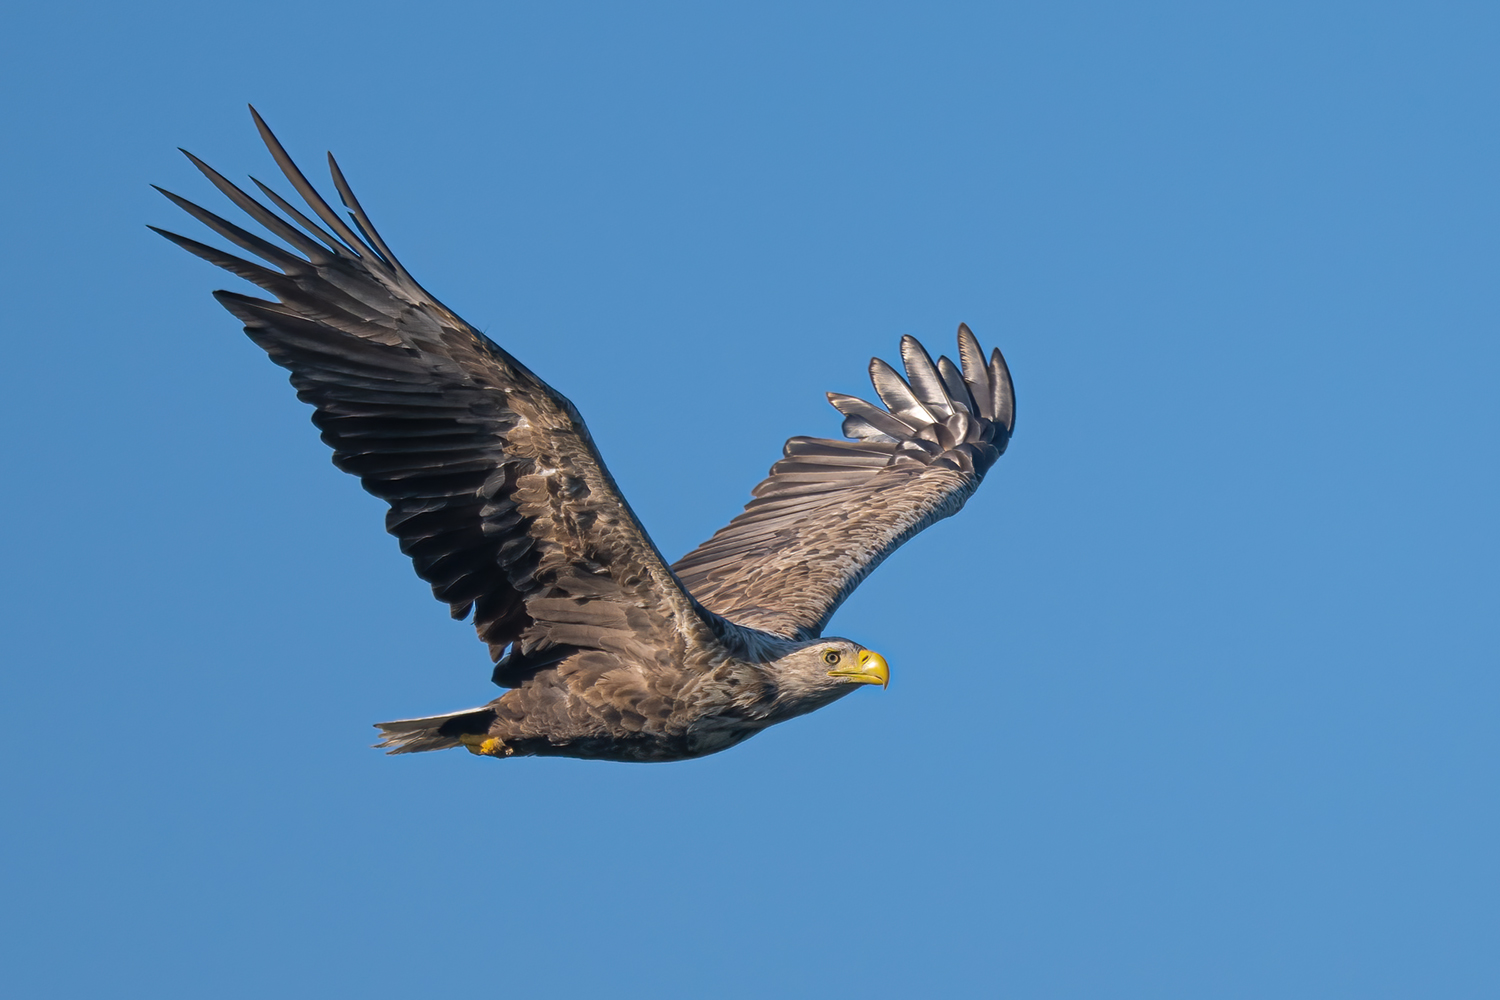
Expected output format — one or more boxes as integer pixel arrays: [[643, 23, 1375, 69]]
[[373, 705, 495, 754]]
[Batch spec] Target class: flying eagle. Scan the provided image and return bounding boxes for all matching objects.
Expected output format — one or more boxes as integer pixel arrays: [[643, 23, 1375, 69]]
[[154, 109, 1016, 764]]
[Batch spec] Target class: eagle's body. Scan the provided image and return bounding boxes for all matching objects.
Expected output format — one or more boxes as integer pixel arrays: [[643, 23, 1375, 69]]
[[155, 109, 1015, 763], [455, 633, 860, 763]]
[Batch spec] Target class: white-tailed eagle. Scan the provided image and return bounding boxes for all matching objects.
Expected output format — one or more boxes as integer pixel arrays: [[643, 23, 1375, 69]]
[[153, 109, 1016, 763]]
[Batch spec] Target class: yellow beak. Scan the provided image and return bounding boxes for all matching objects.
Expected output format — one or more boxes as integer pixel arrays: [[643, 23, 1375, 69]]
[[828, 649, 889, 689]]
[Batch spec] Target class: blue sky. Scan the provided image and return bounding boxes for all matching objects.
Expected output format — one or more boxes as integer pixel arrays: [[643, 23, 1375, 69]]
[[2, 2, 1497, 997]]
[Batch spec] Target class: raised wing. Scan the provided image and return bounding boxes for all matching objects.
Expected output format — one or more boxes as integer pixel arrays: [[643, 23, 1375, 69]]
[[154, 108, 725, 685], [672, 327, 1014, 639]]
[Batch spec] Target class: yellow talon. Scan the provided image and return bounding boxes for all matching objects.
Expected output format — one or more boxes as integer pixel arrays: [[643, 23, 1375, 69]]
[[460, 734, 511, 757]]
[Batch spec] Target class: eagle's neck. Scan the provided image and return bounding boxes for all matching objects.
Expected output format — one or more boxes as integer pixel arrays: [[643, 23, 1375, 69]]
[[718, 621, 807, 664]]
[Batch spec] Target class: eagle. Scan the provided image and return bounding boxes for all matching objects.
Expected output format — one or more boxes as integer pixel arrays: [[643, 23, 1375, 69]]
[[154, 109, 1016, 764]]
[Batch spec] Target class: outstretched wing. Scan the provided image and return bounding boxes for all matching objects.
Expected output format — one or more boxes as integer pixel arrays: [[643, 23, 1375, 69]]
[[155, 107, 725, 685], [672, 327, 1014, 639]]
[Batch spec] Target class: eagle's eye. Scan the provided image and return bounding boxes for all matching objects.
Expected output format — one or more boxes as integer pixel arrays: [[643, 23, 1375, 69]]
[[823, 649, 841, 666]]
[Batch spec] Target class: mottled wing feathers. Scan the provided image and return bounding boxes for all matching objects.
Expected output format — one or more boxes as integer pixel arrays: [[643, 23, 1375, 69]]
[[155, 108, 721, 683], [672, 328, 1014, 639]]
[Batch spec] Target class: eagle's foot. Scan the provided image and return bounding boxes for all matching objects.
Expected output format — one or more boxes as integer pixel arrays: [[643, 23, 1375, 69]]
[[459, 734, 513, 757]]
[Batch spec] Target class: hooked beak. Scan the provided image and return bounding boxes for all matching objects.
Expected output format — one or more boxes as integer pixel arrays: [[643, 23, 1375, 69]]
[[828, 649, 889, 689]]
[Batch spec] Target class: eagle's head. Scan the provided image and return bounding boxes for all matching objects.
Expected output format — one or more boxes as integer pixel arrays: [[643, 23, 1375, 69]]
[[761, 638, 889, 720]]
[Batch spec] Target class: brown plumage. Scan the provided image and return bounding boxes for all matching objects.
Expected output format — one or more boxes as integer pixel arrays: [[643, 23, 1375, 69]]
[[155, 108, 1016, 763]]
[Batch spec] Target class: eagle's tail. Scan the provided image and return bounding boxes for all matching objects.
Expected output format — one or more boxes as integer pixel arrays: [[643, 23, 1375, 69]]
[[373, 705, 496, 754]]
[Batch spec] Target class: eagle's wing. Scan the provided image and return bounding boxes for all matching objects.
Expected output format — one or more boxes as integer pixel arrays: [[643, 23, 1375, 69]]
[[671, 328, 1014, 639], [154, 109, 726, 685]]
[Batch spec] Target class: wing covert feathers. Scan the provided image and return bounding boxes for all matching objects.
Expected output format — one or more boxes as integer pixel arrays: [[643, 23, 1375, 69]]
[[672, 326, 1014, 639], [157, 108, 725, 684]]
